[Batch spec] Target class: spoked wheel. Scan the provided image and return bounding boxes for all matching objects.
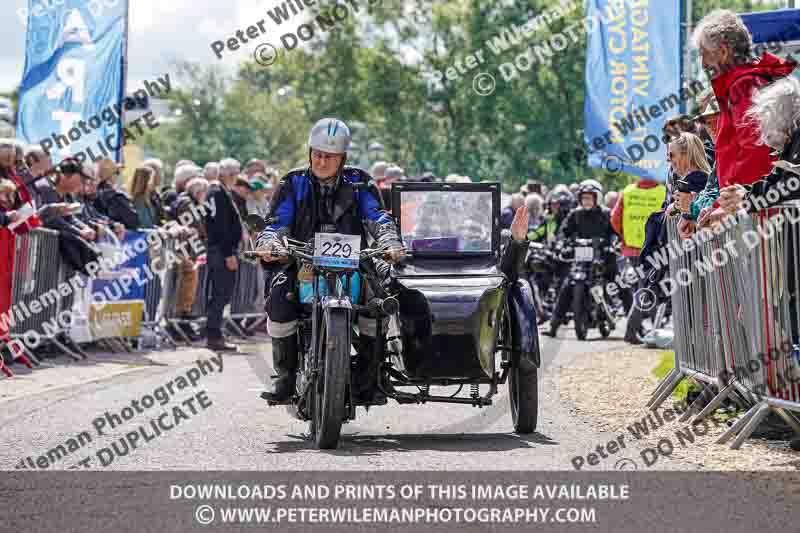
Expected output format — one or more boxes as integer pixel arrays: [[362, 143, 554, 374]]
[[572, 283, 589, 341], [501, 311, 539, 434], [310, 309, 351, 449]]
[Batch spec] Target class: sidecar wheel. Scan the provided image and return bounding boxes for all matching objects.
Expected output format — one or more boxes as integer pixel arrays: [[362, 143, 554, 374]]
[[509, 359, 538, 434], [312, 309, 350, 450]]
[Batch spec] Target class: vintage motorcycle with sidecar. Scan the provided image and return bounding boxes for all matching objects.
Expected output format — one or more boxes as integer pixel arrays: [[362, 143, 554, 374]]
[[247, 182, 540, 450]]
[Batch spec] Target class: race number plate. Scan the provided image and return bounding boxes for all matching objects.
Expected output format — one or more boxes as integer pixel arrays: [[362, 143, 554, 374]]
[[575, 246, 594, 262], [313, 233, 360, 269]]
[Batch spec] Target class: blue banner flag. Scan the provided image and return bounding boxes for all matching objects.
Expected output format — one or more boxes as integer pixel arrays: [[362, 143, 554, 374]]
[[741, 8, 800, 45], [16, 0, 128, 165], [583, 0, 683, 182]]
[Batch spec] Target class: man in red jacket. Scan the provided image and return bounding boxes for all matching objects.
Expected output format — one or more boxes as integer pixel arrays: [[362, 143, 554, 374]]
[[693, 9, 796, 189]]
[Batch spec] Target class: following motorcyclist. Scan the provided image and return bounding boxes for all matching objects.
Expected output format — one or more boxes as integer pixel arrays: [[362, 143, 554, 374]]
[[544, 179, 624, 338], [255, 118, 405, 403], [529, 186, 573, 244]]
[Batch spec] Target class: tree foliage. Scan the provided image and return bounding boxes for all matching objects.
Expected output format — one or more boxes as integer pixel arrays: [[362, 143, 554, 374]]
[[142, 0, 783, 190]]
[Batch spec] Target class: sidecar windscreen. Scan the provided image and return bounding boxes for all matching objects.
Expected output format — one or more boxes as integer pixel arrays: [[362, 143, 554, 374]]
[[392, 182, 501, 257]]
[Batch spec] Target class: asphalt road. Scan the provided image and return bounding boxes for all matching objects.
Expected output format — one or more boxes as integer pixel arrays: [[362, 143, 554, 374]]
[[0, 322, 688, 472]]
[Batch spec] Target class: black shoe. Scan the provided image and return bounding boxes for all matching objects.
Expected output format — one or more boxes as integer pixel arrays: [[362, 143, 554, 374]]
[[260, 335, 298, 403], [543, 322, 558, 338], [625, 334, 643, 345], [206, 338, 238, 352], [180, 322, 203, 342]]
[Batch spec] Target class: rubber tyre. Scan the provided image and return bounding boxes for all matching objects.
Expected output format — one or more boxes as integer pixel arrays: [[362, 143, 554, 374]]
[[312, 309, 350, 449], [572, 283, 588, 341], [510, 357, 539, 434]]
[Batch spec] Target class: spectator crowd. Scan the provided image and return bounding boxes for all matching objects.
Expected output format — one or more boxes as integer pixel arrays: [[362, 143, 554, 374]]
[[2, 8, 800, 358]]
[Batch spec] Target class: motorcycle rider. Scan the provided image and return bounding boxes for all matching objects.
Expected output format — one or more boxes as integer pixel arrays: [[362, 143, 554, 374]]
[[544, 179, 626, 338], [529, 186, 573, 244], [255, 118, 405, 402]]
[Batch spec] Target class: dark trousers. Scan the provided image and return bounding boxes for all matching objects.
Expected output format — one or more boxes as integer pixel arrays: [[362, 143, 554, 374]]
[[265, 264, 300, 336], [206, 247, 237, 339]]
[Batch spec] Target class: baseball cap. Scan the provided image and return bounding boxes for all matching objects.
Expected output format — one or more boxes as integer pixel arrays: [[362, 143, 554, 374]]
[[250, 180, 274, 191], [246, 159, 267, 171], [58, 158, 93, 180]]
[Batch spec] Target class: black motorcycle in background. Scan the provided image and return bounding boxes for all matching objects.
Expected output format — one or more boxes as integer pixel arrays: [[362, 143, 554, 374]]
[[556, 237, 616, 340], [525, 241, 571, 325]]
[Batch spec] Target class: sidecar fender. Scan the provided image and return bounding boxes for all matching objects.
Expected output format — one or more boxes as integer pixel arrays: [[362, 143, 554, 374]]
[[507, 279, 541, 368]]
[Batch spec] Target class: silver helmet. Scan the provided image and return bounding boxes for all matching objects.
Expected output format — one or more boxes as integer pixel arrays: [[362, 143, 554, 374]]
[[578, 179, 603, 203], [308, 118, 351, 155]]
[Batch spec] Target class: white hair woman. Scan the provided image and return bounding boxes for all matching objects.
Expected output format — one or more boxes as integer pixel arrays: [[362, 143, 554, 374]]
[[203, 162, 220, 184], [720, 76, 800, 214], [170, 176, 210, 339], [219, 158, 241, 180], [524, 192, 546, 241], [692, 9, 795, 193], [691, 9, 753, 77], [185, 176, 209, 204], [524, 192, 544, 219]]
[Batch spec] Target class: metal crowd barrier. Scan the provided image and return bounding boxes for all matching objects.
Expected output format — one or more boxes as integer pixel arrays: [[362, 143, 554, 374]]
[[649, 214, 728, 417], [2, 225, 268, 376], [5, 228, 84, 363], [229, 256, 268, 334], [141, 229, 179, 348], [649, 207, 800, 448], [153, 237, 268, 345]]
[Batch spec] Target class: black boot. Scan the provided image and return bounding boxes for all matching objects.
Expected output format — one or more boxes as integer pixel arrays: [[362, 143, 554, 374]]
[[260, 335, 298, 403], [353, 338, 386, 405], [624, 306, 644, 344], [543, 318, 559, 338], [206, 329, 238, 352]]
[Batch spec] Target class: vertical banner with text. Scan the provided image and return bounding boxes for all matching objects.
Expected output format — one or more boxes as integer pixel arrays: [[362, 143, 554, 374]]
[[583, 0, 681, 182], [16, 0, 128, 165]]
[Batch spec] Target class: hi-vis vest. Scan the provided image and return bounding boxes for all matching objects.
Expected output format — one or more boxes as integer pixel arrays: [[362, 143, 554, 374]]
[[622, 183, 666, 249]]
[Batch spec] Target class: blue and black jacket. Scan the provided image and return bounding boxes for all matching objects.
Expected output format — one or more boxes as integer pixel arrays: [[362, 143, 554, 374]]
[[255, 166, 401, 252]]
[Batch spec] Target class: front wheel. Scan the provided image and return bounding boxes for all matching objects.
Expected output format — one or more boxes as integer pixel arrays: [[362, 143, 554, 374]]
[[572, 282, 588, 341], [311, 309, 351, 449]]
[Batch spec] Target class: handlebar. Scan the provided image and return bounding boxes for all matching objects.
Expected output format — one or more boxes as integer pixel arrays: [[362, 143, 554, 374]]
[[243, 239, 410, 264]]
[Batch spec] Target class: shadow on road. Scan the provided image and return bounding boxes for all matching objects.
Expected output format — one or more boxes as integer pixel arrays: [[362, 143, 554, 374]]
[[266, 431, 557, 455]]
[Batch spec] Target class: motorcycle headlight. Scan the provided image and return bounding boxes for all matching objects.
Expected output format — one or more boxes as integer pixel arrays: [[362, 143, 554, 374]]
[[573, 272, 587, 281]]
